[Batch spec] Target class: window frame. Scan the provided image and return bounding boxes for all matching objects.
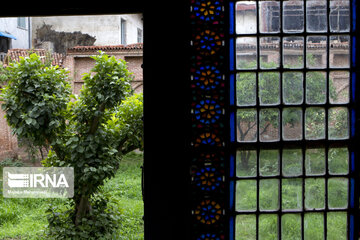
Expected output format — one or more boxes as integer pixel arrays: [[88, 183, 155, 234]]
[[228, 1, 359, 240]]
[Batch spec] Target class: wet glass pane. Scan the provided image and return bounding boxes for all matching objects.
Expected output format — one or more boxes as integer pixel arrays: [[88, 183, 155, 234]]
[[305, 178, 325, 210], [282, 214, 301, 240], [305, 107, 325, 140], [283, 1, 304, 33], [282, 149, 303, 176], [260, 109, 280, 142], [236, 215, 256, 240], [259, 149, 279, 176], [259, 214, 278, 240], [237, 37, 257, 69], [259, 1, 280, 33], [237, 72, 256, 106], [305, 148, 325, 176], [259, 72, 280, 105], [327, 212, 347, 240], [236, 1, 257, 34], [282, 178, 302, 211], [237, 109, 257, 142], [330, 35, 350, 68], [306, 72, 326, 104], [304, 213, 324, 240], [283, 72, 303, 104], [236, 180, 257, 211], [328, 147, 349, 175], [236, 149, 257, 177], [260, 179, 279, 210], [328, 178, 348, 209], [330, 0, 350, 33], [283, 108, 303, 140], [283, 37, 304, 68], [329, 71, 350, 104], [260, 37, 280, 69], [328, 107, 349, 140], [306, 0, 327, 32], [306, 36, 327, 69]]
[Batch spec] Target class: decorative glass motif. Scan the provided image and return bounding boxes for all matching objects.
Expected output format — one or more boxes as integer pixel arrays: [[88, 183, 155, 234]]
[[196, 233, 225, 240], [192, 29, 224, 56], [190, 0, 224, 24], [190, 0, 226, 237], [193, 166, 224, 192], [194, 200, 223, 225], [191, 65, 224, 91], [193, 99, 223, 124], [194, 132, 222, 147]]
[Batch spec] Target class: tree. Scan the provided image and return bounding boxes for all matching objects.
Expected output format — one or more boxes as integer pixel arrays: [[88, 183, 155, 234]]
[[1, 52, 143, 238]]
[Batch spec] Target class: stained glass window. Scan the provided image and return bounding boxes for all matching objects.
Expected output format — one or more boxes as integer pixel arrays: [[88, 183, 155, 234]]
[[229, 1, 357, 240]]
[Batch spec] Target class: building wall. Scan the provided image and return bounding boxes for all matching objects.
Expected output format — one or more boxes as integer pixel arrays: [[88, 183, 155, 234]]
[[31, 14, 143, 47], [0, 17, 31, 49], [65, 49, 143, 95]]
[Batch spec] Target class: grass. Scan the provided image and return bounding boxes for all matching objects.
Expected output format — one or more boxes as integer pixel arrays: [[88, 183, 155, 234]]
[[0, 151, 144, 240]]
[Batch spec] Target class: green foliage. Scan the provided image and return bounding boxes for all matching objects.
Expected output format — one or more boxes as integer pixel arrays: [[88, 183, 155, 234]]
[[1, 54, 71, 148], [1, 52, 143, 239], [0, 153, 144, 239]]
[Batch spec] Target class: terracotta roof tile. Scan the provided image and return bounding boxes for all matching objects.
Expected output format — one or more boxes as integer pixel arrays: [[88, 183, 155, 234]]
[[67, 43, 143, 53], [4, 49, 65, 67]]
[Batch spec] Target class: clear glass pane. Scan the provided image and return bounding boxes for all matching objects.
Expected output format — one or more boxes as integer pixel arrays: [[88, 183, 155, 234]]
[[259, 1, 280, 33], [282, 149, 303, 176], [259, 149, 279, 176], [237, 109, 257, 142], [283, 37, 304, 68], [328, 178, 348, 209], [305, 178, 325, 210], [236, 1, 257, 34], [304, 213, 324, 240], [283, 108, 303, 140], [330, 35, 350, 68], [260, 109, 280, 142], [236, 149, 257, 177], [237, 72, 256, 106], [259, 72, 280, 105], [328, 107, 349, 140], [236, 215, 256, 240], [328, 147, 349, 175], [260, 37, 280, 69], [236, 180, 257, 211], [282, 178, 302, 211], [283, 72, 303, 104], [306, 72, 326, 104], [305, 148, 325, 176], [260, 179, 279, 210], [306, 0, 327, 32], [329, 71, 350, 104], [330, 0, 350, 33], [327, 212, 347, 240], [283, 1, 304, 33], [259, 214, 278, 240], [282, 214, 302, 240], [237, 37, 257, 69], [306, 36, 327, 69], [305, 107, 325, 140]]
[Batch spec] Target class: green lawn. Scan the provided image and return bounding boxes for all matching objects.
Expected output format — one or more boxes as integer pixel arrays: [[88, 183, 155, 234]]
[[0, 151, 144, 240]]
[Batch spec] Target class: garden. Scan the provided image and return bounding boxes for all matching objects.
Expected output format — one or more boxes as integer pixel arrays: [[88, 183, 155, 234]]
[[0, 52, 144, 239]]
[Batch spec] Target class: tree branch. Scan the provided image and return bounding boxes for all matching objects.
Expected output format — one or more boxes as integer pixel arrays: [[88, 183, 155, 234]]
[[89, 102, 106, 134]]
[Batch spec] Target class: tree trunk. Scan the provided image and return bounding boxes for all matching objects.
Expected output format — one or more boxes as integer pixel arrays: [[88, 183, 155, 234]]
[[75, 194, 92, 226]]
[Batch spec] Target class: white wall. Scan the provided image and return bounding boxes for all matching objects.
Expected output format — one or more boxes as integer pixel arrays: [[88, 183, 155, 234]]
[[32, 14, 143, 46], [0, 17, 31, 49]]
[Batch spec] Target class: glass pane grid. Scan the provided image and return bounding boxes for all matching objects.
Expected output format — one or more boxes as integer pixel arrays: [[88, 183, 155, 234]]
[[231, 0, 353, 239]]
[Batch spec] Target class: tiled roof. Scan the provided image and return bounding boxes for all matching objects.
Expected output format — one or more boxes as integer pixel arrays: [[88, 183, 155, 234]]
[[4, 49, 65, 67], [67, 43, 143, 53]]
